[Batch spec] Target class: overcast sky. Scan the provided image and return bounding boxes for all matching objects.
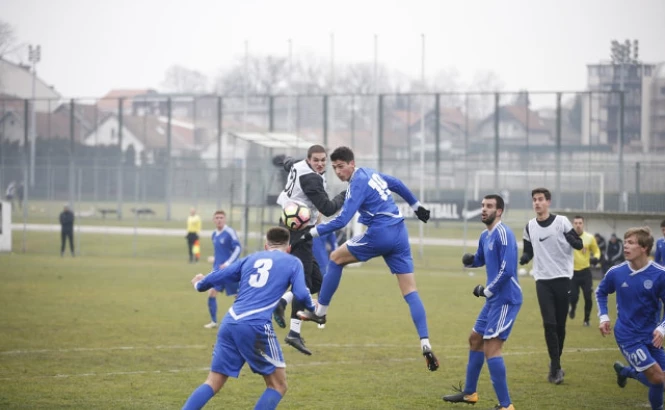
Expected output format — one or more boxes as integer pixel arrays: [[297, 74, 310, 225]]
[[2, 0, 664, 98]]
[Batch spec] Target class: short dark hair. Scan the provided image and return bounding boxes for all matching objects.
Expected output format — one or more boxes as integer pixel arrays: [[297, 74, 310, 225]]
[[330, 146, 355, 163], [266, 226, 290, 246], [661, 219, 665, 228], [573, 215, 584, 221], [531, 187, 551, 201], [307, 145, 326, 159], [483, 194, 504, 211]]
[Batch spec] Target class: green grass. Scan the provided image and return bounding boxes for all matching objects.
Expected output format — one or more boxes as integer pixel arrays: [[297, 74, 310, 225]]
[[0, 235, 647, 409]]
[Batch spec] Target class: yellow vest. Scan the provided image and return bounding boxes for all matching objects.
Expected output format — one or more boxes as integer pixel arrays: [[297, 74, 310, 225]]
[[187, 215, 202, 234], [573, 231, 600, 271]]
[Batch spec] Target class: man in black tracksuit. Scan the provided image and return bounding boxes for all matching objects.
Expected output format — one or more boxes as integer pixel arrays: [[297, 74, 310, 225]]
[[59, 205, 75, 257]]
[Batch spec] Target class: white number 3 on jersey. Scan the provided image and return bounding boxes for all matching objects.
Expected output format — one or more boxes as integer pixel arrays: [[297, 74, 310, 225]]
[[249, 258, 273, 288], [368, 173, 390, 201]]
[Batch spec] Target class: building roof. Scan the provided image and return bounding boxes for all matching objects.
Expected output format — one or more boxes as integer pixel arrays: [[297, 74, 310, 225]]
[[97, 89, 157, 112]]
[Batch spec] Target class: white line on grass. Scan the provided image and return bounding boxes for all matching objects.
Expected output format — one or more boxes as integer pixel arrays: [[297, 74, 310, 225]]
[[0, 346, 619, 381], [0, 345, 208, 355]]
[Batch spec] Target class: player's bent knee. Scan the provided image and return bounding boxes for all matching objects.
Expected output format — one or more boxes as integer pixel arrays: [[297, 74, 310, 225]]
[[205, 371, 227, 393], [469, 331, 484, 350], [264, 369, 287, 395]]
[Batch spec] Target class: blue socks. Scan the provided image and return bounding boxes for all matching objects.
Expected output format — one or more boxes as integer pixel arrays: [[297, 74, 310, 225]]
[[487, 356, 511, 408], [254, 387, 283, 410], [403, 291, 428, 339], [182, 383, 215, 410], [318, 261, 343, 306], [464, 350, 485, 394], [208, 297, 217, 323]]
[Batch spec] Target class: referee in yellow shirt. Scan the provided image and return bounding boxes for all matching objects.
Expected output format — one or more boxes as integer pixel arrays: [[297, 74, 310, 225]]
[[569, 215, 600, 326], [186, 207, 202, 263]]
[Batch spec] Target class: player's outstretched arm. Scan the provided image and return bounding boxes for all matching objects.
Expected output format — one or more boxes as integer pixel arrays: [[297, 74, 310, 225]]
[[301, 173, 345, 216], [194, 260, 244, 292]]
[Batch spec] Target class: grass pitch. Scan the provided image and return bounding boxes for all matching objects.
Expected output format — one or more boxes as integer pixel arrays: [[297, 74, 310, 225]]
[[0, 234, 649, 409]]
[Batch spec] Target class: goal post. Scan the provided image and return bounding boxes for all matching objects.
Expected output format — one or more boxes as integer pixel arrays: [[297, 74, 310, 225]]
[[473, 170, 605, 211]]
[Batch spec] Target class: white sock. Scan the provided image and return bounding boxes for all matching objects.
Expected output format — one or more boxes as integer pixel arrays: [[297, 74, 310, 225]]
[[315, 304, 329, 316], [420, 338, 431, 350], [282, 291, 294, 305], [290, 319, 301, 333]]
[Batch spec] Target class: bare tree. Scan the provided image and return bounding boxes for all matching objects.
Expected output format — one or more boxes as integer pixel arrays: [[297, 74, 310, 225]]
[[0, 20, 16, 58], [161, 65, 208, 93], [213, 54, 289, 96], [467, 70, 506, 118]]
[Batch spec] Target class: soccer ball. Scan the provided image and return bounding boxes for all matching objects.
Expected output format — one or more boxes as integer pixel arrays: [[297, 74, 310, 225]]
[[282, 202, 311, 231], [518, 268, 527, 277]]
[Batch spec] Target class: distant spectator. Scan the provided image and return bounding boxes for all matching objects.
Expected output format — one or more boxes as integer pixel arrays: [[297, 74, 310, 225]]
[[605, 233, 625, 271], [595, 233, 608, 273], [59, 205, 75, 257], [5, 181, 15, 209], [654, 219, 665, 266], [16, 182, 24, 209], [186, 207, 202, 263]]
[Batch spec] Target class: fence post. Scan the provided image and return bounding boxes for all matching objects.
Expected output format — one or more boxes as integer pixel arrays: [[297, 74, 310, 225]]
[[323, 95, 328, 148], [165, 97, 172, 221], [435, 93, 440, 197], [378, 94, 383, 172], [217, 96, 223, 210], [555, 92, 562, 209], [117, 98, 124, 219], [635, 162, 641, 211], [493, 93, 500, 190], [69, 99, 76, 207], [22, 99, 29, 253]]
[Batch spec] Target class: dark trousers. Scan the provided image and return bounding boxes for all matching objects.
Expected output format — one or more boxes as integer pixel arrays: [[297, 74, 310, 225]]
[[289, 229, 323, 321], [569, 268, 593, 322], [536, 277, 571, 373], [61, 229, 74, 255], [186, 232, 199, 262]]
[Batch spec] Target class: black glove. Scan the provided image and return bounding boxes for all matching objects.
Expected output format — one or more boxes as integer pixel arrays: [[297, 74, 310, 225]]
[[462, 253, 474, 266], [415, 206, 430, 223], [519, 254, 530, 266], [590, 256, 599, 266], [472, 284, 486, 298], [294, 226, 315, 245]]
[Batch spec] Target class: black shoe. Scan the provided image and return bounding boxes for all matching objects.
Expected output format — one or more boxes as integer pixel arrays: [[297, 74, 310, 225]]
[[569, 308, 576, 319], [548, 368, 565, 384], [442, 382, 477, 404], [613, 361, 628, 388], [297, 310, 327, 325], [273, 299, 287, 329], [423, 346, 439, 372], [284, 333, 311, 355], [583, 321, 590, 327]]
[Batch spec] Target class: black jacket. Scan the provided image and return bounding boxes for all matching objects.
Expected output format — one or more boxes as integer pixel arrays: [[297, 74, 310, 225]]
[[59, 210, 75, 230]]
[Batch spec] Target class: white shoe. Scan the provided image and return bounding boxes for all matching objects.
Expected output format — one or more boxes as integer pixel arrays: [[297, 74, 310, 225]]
[[317, 323, 326, 329], [203, 322, 218, 329]]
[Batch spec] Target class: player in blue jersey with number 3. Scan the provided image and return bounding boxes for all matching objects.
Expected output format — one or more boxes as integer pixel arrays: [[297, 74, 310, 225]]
[[182, 227, 316, 410], [596, 227, 665, 410], [296, 146, 439, 371]]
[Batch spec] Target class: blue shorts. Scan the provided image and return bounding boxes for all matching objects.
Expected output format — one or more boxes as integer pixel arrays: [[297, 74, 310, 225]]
[[214, 281, 239, 296], [472, 302, 521, 340], [617, 338, 665, 373], [345, 222, 413, 273], [210, 315, 285, 377]]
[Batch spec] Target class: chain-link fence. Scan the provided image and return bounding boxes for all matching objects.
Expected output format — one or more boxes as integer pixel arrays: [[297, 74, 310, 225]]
[[1, 91, 663, 256]]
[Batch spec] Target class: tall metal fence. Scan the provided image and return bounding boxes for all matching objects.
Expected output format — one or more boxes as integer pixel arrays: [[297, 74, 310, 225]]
[[1, 91, 664, 222]]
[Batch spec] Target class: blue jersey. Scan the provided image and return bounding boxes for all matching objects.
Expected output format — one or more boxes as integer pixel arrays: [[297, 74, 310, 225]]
[[196, 250, 315, 324], [655, 237, 665, 266], [315, 168, 418, 237], [596, 261, 665, 343], [212, 226, 241, 269], [468, 222, 522, 305]]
